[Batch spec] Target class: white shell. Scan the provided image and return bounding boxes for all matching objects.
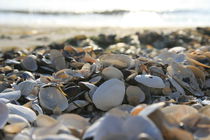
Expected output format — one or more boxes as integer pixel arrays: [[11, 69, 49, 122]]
[[92, 79, 125, 111], [126, 86, 145, 105], [0, 102, 9, 128], [0, 90, 21, 101], [135, 74, 165, 88], [36, 134, 79, 140], [168, 46, 186, 53], [7, 103, 37, 122], [17, 80, 37, 96], [7, 114, 30, 126], [39, 86, 68, 111], [102, 66, 124, 80]]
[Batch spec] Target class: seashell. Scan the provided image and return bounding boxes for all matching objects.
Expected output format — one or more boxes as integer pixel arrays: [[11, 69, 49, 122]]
[[139, 102, 166, 116], [83, 52, 97, 63], [89, 75, 102, 84], [168, 76, 185, 95], [0, 90, 21, 101], [0, 98, 10, 104], [32, 103, 43, 115], [99, 53, 134, 69], [199, 105, 210, 117], [39, 86, 68, 111], [186, 56, 210, 68], [92, 79, 125, 111], [21, 55, 38, 71], [36, 134, 80, 140], [123, 116, 164, 140], [149, 66, 165, 77], [83, 114, 124, 140], [57, 114, 89, 131], [126, 86, 145, 105], [7, 114, 30, 126], [3, 122, 28, 134], [67, 100, 89, 112], [102, 66, 124, 80], [155, 51, 186, 64], [138, 133, 155, 140], [0, 102, 9, 128], [7, 103, 37, 122], [17, 80, 37, 96], [135, 74, 165, 88], [35, 114, 58, 127], [161, 105, 198, 123], [130, 104, 147, 116], [168, 46, 186, 53], [50, 49, 66, 71]]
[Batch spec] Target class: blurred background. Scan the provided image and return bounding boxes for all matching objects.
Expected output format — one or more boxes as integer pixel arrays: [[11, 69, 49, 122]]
[[0, 0, 209, 27]]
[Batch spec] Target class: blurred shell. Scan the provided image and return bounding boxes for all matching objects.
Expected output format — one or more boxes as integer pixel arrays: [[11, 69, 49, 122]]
[[21, 55, 38, 71], [131, 104, 147, 116], [135, 75, 165, 88], [89, 76, 102, 84], [161, 105, 198, 123], [39, 86, 68, 111], [123, 116, 164, 140], [0, 90, 21, 101], [126, 86, 145, 105], [57, 114, 89, 131], [199, 105, 210, 117], [50, 49, 66, 71], [102, 66, 124, 80], [7, 103, 37, 122], [0, 102, 9, 128], [4, 122, 28, 134], [92, 79, 125, 111], [17, 80, 38, 96], [155, 51, 186, 64], [36, 134, 80, 140], [168, 76, 185, 95], [35, 114, 58, 127], [7, 114, 30, 126], [99, 54, 134, 68], [67, 100, 89, 112], [168, 46, 186, 53]]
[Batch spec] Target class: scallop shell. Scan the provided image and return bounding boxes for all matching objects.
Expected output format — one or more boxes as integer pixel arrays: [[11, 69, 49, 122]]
[[39, 86, 68, 111], [92, 79, 125, 111], [0, 102, 9, 128], [126, 86, 145, 105], [135, 74, 165, 88], [7, 103, 37, 122], [102, 66, 124, 80], [0, 90, 21, 101], [99, 54, 134, 68], [21, 55, 38, 71]]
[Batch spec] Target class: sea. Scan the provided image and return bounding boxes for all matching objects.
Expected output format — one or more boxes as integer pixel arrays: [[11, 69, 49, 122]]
[[0, 0, 210, 27]]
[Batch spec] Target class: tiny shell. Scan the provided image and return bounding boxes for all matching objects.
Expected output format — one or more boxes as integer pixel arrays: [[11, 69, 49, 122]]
[[135, 75, 165, 88], [92, 79, 125, 111], [21, 55, 38, 71], [126, 86, 145, 105], [102, 66, 124, 80], [39, 86, 68, 111], [0, 102, 8, 128]]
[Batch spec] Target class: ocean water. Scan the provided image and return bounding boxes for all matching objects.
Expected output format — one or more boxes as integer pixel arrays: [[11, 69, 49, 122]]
[[0, 0, 210, 27]]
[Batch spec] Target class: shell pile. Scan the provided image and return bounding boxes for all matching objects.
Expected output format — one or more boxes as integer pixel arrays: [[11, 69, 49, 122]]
[[1, 28, 210, 140]]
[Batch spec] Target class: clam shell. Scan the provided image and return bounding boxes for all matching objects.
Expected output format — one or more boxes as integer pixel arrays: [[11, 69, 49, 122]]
[[161, 105, 198, 123], [126, 86, 145, 105], [0, 102, 9, 128], [7, 114, 30, 126], [50, 49, 66, 71], [0, 90, 21, 101], [135, 74, 165, 88], [17, 80, 37, 96], [102, 66, 124, 80], [123, 116, 164, 140], [99, 54, 134, 68], [3, 122, 28, 134], [21, 55, 38, 71], [35, 114, 58, 127], [7, 103, 37, 122], [92, 79, 125, 111], [67, 100, 89, 112], [39, 86, 68, 111]]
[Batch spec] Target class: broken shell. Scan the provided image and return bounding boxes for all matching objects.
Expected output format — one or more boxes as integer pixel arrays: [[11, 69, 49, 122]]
[[92, 79, 125, 111], [161, 105, 198, 123], [7, 103, 37, 122], [35, 114, 58, 127], [3, 122, 28, 134], [39, 86, 68, 111], [21, 55, 38, 71], [17, 80, 37, 96], [99, 53, 134, 68], [50, 49, 66, 71], [126, 86, 145, 106], [135, 75, 165, 88], [0, 102, 9, 128], [102, 66, 124, 80], [67, 100, 89, 112], [0, 90, 21, 101]]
